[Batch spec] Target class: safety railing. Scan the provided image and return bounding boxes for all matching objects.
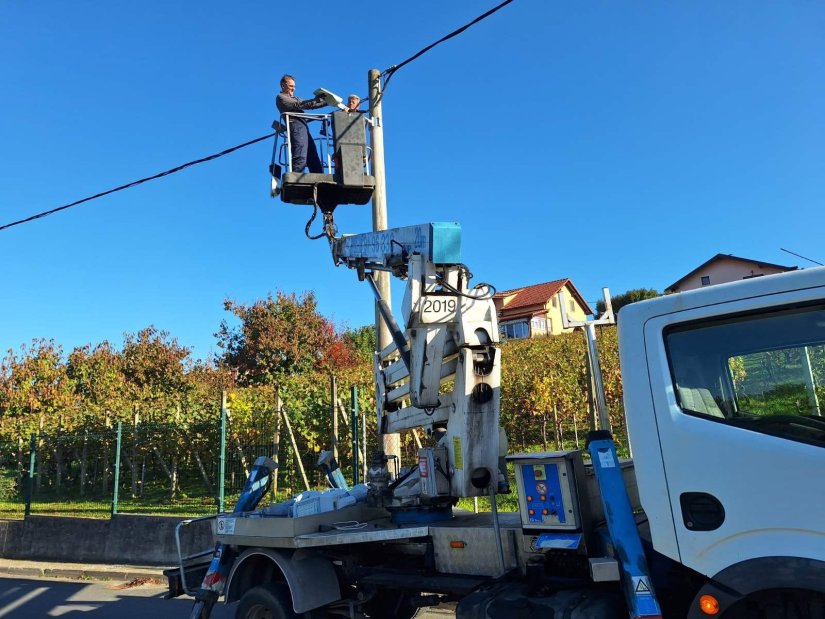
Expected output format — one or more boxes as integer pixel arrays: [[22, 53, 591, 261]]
[[271, 112, 372, 179]]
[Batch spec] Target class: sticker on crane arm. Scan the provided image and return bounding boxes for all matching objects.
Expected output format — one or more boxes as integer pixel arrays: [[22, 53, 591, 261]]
[[453, 437, 463, 470], [633, 576, 651, 593], [217, 517, 236, 535], [598, 450, 616, 468], [632, 576, 661, 615], [419, 455, 430, 478], [420, 295, 459, 324]]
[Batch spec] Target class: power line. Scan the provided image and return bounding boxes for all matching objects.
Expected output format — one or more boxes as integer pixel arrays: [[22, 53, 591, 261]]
[[383, 0, 514, 79], [1, 0, 516, 233], [377, 0, 514, 100], [0, 133, 275, 233], [780, 247, 823, 267]]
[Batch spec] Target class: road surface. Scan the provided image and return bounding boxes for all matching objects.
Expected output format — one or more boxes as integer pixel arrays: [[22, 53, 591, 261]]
[[0, 575, 455, 618]]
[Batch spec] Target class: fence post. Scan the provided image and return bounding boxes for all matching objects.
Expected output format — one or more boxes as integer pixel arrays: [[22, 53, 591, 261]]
[[219, 391, 227, 513], [24, 434, 35, 518], [351, 386, 360, 485], [111, 422, 122, 516]]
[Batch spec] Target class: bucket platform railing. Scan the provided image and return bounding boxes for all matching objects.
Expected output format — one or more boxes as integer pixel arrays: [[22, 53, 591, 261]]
[[271, 110, 375, 210]]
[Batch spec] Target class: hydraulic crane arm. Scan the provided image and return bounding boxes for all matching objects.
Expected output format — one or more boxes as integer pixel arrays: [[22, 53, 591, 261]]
[[331, 222, 503, 500]]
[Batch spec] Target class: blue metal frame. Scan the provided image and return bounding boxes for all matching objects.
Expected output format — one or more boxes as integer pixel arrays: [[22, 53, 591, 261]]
[[587, 435, 662, 618]]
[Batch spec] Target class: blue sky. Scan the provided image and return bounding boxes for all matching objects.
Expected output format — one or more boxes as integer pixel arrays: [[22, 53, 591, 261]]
[[1, 1, 823, 362]]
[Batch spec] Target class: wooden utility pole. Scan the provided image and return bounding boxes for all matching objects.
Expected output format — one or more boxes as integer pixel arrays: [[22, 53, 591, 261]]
[[368, 68, 401, 464]]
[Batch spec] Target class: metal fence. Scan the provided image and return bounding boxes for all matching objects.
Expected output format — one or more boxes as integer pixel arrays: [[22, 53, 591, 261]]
[[0, 388, 624, 520], [0, 439, 26, 519], [0, 390, 373, 519]]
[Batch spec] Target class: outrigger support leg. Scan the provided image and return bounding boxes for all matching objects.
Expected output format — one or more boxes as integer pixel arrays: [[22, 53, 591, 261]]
[[186, 456, 277, 619], [586, 431, 663, 619]]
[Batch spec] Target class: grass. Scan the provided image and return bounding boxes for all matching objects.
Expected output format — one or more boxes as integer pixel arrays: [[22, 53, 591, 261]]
[[456, 493, 519, 513]]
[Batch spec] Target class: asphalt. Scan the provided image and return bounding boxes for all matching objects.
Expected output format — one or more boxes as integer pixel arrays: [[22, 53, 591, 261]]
[[0, 559, 455, 619], [0, 559, 458, 616], [0, 558, 168, 583]]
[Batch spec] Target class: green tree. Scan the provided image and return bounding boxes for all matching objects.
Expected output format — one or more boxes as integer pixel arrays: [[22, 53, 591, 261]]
[[119, 327, 193, 498], [596, 288, 660, 318], [121, 326, 192, 419], [342, 325, 376, 364], [67, 341, 128, 426], [499, 327, 625, 453], [0, 340, 77, 492]]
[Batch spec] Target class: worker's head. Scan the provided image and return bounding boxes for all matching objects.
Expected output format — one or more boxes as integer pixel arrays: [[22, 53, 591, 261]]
[[280, 74, 296, 95], [347, 94, 360, 111]]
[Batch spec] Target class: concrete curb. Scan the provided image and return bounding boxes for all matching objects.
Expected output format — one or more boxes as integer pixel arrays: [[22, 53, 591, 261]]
[[0, 563, 167, 583]]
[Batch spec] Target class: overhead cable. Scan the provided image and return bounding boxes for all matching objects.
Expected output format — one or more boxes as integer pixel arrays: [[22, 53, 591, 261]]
[[0, 133, 275, 233], [382, 0, 514, 80], [0, 0, 516, 233]]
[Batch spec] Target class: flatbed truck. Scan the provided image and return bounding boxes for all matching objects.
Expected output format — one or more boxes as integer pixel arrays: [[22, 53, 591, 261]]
[[167, 220, 825, 619]]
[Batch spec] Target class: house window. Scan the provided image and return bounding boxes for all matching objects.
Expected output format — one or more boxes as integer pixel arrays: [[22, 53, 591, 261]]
[[500, 320, 530, 340], [569, 299, 575, 313], [531, 317, 547, 335], [551, 296, 558, 308], [701, 276, 710, 286]]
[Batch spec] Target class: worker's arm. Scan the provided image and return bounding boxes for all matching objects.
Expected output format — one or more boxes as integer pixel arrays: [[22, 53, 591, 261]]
[[276, 93, 326, 114]]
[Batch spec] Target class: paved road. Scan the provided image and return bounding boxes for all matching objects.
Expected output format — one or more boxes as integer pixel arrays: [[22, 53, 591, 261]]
[[0, 576, 455, 618], [0, 576, 235, 619]]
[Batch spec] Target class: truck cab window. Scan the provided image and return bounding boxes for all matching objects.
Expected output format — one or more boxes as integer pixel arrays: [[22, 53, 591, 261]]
[[666, 303, 825, 448]]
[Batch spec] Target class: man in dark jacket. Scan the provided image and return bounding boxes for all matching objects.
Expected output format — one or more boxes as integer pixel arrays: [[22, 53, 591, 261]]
[[276, 74, 328, 173]]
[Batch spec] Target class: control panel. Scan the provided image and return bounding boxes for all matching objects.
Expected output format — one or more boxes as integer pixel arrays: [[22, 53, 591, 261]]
[[508, 451, 585, 531]]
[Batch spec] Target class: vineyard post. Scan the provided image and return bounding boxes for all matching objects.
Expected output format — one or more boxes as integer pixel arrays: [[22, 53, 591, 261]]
[[351, 385, 360, 485], [219, 392, 227, 513], [280, 406, 310, 491], [272, 385, 282, 499], [331, 375, 338, 461]]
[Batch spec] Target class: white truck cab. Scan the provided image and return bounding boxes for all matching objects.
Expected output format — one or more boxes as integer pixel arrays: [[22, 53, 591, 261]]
[[620, 266, 825, 616]]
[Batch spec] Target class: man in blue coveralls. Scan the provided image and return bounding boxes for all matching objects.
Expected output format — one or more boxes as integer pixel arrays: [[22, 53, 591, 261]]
[[276, 74, 329, 173]]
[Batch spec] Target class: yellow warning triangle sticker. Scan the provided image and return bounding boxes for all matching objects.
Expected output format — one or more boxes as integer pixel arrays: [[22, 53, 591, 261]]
[[635, 577, 651, 593]]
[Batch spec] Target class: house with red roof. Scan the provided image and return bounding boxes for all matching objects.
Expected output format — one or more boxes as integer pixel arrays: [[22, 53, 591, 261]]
[[493, 279, 594, 339]]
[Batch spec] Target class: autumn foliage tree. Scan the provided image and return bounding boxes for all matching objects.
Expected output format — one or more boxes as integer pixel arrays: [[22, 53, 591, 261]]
[[215, 291, 359, 386], [0, 340, 74, 437], [0, 282, 636, 507]]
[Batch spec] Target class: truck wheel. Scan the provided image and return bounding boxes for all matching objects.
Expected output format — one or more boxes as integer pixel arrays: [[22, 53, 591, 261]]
[[235, 584, 297, 619], [364, 589, 418, 619], [723, 589, 825, 619]]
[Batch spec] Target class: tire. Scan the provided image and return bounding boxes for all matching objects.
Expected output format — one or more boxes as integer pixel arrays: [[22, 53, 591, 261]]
[[235, 583, 297, 619], [723, 589, 825, 619], [364, 588, 418, 619]]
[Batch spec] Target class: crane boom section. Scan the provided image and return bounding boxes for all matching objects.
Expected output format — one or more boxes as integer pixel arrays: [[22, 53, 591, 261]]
[[333, 222, 503, 499], [332, 222, 461, 269]]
